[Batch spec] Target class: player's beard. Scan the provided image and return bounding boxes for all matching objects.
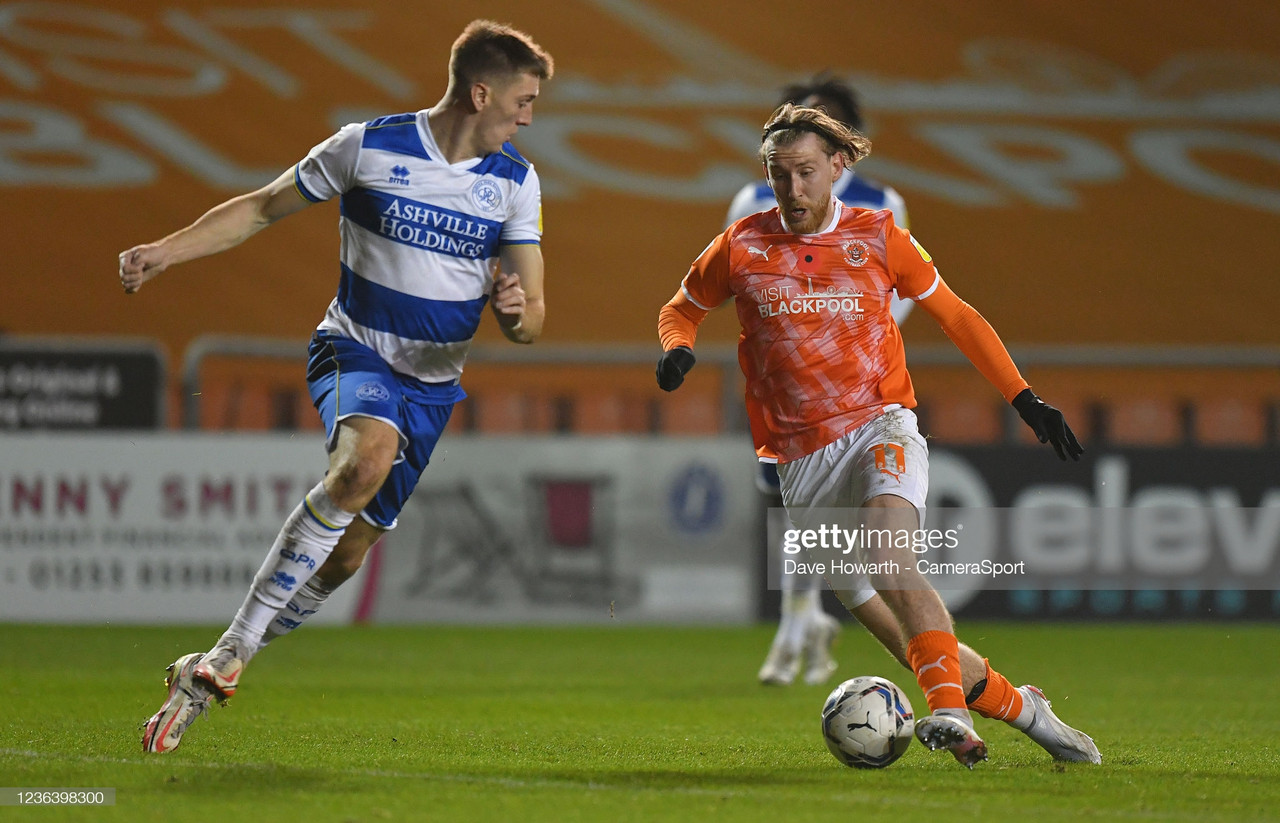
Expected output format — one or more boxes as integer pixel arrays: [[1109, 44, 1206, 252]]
[[780, 196, 830, 235]]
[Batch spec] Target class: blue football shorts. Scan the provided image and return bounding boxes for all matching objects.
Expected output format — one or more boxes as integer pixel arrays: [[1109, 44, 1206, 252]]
[[756, 461, 781, 495], [305, 332, 461, 529]]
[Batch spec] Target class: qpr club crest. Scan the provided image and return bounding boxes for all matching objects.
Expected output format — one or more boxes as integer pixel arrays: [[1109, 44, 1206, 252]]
[[842, 239, 871, 267], [355, 381, 391, 402], [471, 178, 502, 213]]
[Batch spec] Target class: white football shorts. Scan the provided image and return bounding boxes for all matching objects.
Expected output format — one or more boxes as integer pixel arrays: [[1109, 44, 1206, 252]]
[[776, 408, 930, 607]]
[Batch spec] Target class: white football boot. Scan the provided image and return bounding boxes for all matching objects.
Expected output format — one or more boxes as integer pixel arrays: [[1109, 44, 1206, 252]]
[[1017, 685, 1102, 764], [142, 653, 213, 753], [915, 710, 988, 769], [757, 642, 800, 686], [194, 639, 250, 701]]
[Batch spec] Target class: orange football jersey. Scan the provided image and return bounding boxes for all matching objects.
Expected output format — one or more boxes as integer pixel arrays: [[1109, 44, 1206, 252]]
[[680, 202, 940, 462]]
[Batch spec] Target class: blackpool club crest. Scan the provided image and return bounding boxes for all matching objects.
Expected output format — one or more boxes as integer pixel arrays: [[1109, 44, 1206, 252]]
[[842, 239, 871, 267]]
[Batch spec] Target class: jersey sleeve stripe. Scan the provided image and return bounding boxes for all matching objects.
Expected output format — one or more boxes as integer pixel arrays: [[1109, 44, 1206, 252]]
[[293, 166, 324, 203], [915, 273, 941, 301], [681, 283, 713, 311], [498, 238, 540, 246]]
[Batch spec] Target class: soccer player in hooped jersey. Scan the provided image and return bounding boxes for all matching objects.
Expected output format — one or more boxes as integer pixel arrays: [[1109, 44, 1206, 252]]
[[726, 76, 913, 689], [120, 20, 553, 753], [657, 104, 1100, 767]]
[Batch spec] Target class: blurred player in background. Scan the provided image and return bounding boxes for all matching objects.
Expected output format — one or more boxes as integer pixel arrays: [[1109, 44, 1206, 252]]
[[121, 19, 554, 753], [725, 75, 913, 688], [657, 104, 1099, 767]]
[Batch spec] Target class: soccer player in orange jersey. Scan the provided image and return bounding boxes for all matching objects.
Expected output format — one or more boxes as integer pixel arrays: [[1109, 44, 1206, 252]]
[[656, 104, 1099, 767], [728, 77, 913, 689]]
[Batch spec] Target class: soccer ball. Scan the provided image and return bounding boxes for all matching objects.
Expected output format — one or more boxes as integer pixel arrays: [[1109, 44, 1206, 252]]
[[821, 675, 915, 768]]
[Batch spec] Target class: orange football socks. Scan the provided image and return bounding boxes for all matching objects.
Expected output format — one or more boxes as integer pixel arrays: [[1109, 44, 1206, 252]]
[[967, 659, 1027, 726], [905, 630, 967, 714]]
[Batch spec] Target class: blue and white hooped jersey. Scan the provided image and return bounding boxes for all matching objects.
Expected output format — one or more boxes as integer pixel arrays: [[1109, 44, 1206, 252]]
[[293, 111, 541, 389], [724, 171, 912, 325]]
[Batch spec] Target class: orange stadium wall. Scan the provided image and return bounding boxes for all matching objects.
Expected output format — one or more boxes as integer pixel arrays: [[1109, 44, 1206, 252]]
[[2, 1, 1279, 417]]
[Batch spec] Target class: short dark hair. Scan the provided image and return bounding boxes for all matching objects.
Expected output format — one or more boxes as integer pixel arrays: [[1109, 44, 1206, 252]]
[[449, 20, 554, 89], [758, 103, 872, 167], [777, 74, 862, 132]]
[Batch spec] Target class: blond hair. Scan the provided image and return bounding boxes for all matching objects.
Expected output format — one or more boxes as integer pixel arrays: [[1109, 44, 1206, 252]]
[[758, 103, 871, 167]]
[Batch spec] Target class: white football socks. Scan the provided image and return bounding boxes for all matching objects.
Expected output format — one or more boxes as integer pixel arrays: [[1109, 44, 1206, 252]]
[[258, 577, 335, 651], [217, 482, 354, 656], [778, 571, 822, 651]]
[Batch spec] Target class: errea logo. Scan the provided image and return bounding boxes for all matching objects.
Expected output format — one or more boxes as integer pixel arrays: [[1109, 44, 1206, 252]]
[[389, 165, 411, 186]]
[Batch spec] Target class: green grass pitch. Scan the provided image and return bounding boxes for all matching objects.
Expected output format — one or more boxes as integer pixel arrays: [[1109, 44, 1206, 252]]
[[3, 622, 1278, 822]]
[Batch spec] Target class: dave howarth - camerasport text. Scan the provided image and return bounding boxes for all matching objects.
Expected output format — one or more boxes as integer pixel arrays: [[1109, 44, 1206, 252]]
[[783, 557, 1027, 578], [782, 524, 960, 555]]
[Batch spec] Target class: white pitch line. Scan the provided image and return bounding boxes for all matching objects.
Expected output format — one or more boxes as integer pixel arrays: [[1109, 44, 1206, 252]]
[[0, 748, 745, 798]]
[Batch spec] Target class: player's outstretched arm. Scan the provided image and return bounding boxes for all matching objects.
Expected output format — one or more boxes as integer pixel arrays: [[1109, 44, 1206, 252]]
[[118, 168, 311, 294], [918, 279, 1082, 461], [494, 243, 544, 343]]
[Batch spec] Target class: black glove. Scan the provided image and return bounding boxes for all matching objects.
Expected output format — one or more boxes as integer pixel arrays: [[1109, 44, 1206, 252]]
[[1011, 388, 1083, 461], [656, 346, 696, 391]]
